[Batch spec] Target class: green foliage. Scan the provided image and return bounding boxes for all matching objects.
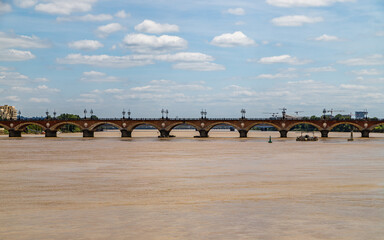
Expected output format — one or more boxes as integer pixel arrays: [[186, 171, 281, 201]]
[[57, 114, 81, 120], [291, 124, 317, 132], [372, 124, 384, 133], [25, 124, 43, 134], [57, 113, 81, 133]]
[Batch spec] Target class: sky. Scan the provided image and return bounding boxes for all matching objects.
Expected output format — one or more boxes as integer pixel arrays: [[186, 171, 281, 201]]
[[0, 0, 383, 118]]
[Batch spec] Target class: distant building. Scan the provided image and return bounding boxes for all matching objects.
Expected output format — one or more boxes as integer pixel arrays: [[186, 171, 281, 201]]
[[355, 111, 367, 119], [0, 105, 18, 120]]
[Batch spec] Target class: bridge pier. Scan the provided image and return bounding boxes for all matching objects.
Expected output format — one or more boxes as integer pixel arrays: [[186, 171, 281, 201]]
[[279, 130, 288, 138], [45, 129, 57, 137], [198, 130, 209, 138], [9, 129, 22, 137], [121, 129, 132, 137], [159, 129, 170, 138], [83, 130, 94, 138], [361, 129, 370, 138], [239, 130, 248, 138], [320, 130, 329, 138]]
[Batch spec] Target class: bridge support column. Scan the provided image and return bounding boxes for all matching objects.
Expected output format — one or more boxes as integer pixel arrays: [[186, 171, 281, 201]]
[[239, 130, 248, 138], [159, 129, 170, 138], [320, 130, 329, 138], [9, 129, 22, 137], [279, 130, 288, 138], [198, 130, 209, 138], [83, 129, 94, 138], [45, 129, 57, 137], [361, 129, 370, 138], [121, 129, 132, 138]]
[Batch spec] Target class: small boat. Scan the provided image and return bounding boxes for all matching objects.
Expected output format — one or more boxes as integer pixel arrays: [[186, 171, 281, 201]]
[[296, 132, 318, 141]]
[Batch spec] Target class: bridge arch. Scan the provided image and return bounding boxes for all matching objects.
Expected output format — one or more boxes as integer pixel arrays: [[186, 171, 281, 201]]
[[15, 122, 46, 131], [88, 122, 122, 131], [51, 122, 84, 131], [166, 122, 200, 132], [245, 122, 281, 131], [286, 122, 322, 131], [368, 122, 384, 131], [206, 122, 240, 131], [0, 122, 10, 130], [328, 122, 364, 131], [128, 122, 161, 131]]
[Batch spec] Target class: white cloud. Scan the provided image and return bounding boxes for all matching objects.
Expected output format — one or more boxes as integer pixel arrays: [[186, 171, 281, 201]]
[[104, 88, 123, 93], [80, 71, 120, 82], [339, 54, 384, 66], [266, 0, 354, 7], [115, 10, 129, 18], [352, 69, 381, 75], [313, 34, 340, 41], [0, 32, 50, 49], [29, 97, 50, 103], [96, 23, 123, 38], [58, 52, 221, 70], [376, 31, 384, 37], [340, 84, 369, 90], [211, 31, 255, 47], [258, 55, 311, 65], [235, 21, 245, 26], [68, 40, 103, 50], [130, 80, 211, 92], [35, 0, 97, 15], [11, 85, 60, 93], [13, 0, 37, 8], [271, 15, 323, 26], [0, 69, 29, 86], [306, 66, 336, 72], [57, 14, 113, 22], [34, 77, 49, 82], [172, 62, 225, 71], [0, 49, 35, 61], [122, 33, 187, 53], [57, 53, 154, 68], [0, 1, 12, 14], [226, 8, 245, 15], [134, 20, 179, 34], [5, 96, 20, 102], [254, 73, 297, 79]]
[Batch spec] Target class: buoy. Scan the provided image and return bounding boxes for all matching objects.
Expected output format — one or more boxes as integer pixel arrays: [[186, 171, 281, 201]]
[[348, 131, 354, 141], [268, 136, 272, 143]]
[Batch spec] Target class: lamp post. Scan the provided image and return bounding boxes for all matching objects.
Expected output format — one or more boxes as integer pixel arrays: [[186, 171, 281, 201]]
[[84, 109, 87, 119], [323, 108, 327, 119], [203, 109, 207, 119], [53, 110, 56, 119], [165, 109, 169, 119], [161, 109, 165, 119], [241, 109, 246, 119], [90, 109, 93, 119], [18, 110, 21, 120], [200, 109, 204, 119], [122, 109, 126, 119], [128, 109, 131, 119], [46, 109, 49, 119]]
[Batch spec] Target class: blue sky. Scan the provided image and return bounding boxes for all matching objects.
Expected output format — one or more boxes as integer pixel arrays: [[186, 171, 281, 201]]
[[0, 0, 383, 118]]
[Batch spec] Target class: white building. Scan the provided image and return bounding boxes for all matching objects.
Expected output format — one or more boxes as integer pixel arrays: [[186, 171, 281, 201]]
[[0, 105, 18, 120]]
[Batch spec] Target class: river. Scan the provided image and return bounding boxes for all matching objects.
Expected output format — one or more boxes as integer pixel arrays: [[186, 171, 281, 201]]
[[1, 130, 383, 239]]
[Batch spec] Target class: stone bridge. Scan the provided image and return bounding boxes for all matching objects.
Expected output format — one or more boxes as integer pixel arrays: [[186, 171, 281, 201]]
[[0, 118, 383, 138]]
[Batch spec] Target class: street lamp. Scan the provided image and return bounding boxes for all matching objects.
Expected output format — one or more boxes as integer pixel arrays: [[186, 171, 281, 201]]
[[122, 109, 126, 119], [90, 109, 94, 118], [53, 110, 56, 119], [241, 109, 246, 119], [161, 109, 165, 119], [200, 109, 204, 119], [127, 109, 131, 119], [323, 108, 327, 119], [18, 110, 21, 120], [203, 109, 207, 119], [46, 109, 49, 119], [84, 109, 87, 119], [165, 109, 169, 119]]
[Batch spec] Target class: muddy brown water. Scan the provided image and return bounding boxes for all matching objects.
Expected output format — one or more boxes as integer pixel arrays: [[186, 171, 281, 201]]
[[1, 130, 383, 239]]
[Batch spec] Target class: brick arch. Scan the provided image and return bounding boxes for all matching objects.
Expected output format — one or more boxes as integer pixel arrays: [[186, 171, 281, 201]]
[[0, 123, 10, 130], [88, 122, 123, 131], [166, 122, 200, 132], [15, 122, 46, 131], [128, 122, 161, 131], [51, 122, 84, 131], [245, 122, 282, 131], [205, 122, 240, 131], [368, 122, 384, 131], [328, 122, 364, 131], [286, 121, 323, 131]]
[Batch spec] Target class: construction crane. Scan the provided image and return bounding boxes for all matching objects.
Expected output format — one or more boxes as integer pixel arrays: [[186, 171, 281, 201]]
[[294, 111, 304, 116], [323, 108, 345, 118]]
